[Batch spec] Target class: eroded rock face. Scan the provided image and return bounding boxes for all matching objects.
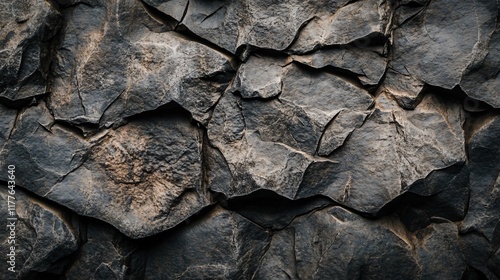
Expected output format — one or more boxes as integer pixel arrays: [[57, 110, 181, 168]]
[[0, 0, 61, 101], [0, 0, 499, 279], [49, 0, 233, 126], [255, 207, 466, 279], [0, 187, 79, 279], [141, 206, 270, 279], [391, 0, 500, 108]]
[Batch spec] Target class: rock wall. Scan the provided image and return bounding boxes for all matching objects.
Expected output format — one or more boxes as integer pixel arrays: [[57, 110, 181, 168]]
[[0, 0, 499, 279]]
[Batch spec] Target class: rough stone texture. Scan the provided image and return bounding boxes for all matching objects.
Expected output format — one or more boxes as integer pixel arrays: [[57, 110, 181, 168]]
[[49, 0, 233, 126], [0, 187, 79, 279], [0, 0, 499, 279], [0, 0, 61, 102]]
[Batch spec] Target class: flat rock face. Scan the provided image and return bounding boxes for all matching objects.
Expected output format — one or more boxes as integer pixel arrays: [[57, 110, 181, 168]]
[[1, 0, 499, 279]]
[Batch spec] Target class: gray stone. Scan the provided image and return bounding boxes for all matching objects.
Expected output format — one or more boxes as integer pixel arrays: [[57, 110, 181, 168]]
[[45, 106, 212, 239], [382, 68, 425, 109], [255, 206, 466, 279], [0, 102, 211, 239], [65, 221, 136, 280], [0, 101, 90, 196], [0, 0, 61, 101], [173, 0, 351, 53], [289, 0, 391, 53], [141, 206, 270, 279], [207, 63, 373, 199], [391, 0, 499, 108], [297, 92, 465, 214], [48, 0, 233, 126], [229, 55, 287, 99], [462, 114, 500, 241], [0, 187, 79, 279], [292, 46, 387, 87]]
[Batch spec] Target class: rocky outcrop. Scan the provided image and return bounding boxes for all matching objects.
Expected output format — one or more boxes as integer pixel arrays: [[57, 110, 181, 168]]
[[0, 0, 499, 279]]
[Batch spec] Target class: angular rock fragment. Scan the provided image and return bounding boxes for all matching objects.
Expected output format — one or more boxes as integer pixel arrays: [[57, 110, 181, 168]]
[[293, 46, 387, 87], [141, 206, 270, 279], [0, 103, 18, 148], [229, 55, 287, 99], [459, 232, 499, 279], [175, 0, 351, 53], [297, 92, 465, 214], [381, 68, 425, 109], [395, 164, 469, 231], [0, 101, 90, 195], [0, 102, 211, 239], [289, 0, 391, 53], [0, 0, 61, 101], [49, 0, 233, 126], [0, 187, 79, 279], [208, 63, 373, 199], [145, 0, 390, 54], [391, 0, 500, 108], [46, 106, 211, 238]]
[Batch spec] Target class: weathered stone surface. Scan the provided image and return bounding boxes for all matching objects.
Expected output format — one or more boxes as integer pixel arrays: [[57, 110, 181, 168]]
[[255, 206, 465, 279], [173, 0, 351, 53], [229, 55, 287, 99], [391, 0, 500, 108], [49, 0, 233, 126], [0, 187, 79, 279], [46, 106, 212, 238], [396, 164, 469, 231], [293, 46, 387, 87], [141, 206, 270, 279], [459, 232, 499, 280], [1, 0, 499, 278], [146, 0, 390, 54], [289, 0, 391, 53], [382, 68, 425, 109], [296, 92, 465, 214], [208, 63, 373, 199], [0, 101, 90, 195], [462, 114, 500, 241], [0, 103, 17, 149], [0, 0, 61, 101], [0, 102, 211, 239], [65, 221, 136, 280]]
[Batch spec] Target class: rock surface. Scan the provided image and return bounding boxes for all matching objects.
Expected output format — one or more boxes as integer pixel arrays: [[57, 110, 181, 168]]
[[0, 0, 499, 279]]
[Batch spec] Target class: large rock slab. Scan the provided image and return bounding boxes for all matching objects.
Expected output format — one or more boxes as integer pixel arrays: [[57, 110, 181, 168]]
[[48, 0, 233, 126], [296, 92, 465, 214], [0, 0, 61, 101], [292, 45, 388, 87], [0, 102, 212, 238], [391, 0, 500, 108], [144, 0, 391, 54]]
